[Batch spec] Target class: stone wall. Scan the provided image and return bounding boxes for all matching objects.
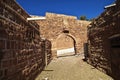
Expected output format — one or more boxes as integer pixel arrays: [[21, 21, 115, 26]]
[[0, 0, 52, 80], [87, 0, 120, 79], [41, 39, 52, 65], [36, 13, 90, 57]]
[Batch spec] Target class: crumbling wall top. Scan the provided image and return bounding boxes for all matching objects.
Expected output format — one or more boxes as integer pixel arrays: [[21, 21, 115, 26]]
[[46, 12, 77, 20]]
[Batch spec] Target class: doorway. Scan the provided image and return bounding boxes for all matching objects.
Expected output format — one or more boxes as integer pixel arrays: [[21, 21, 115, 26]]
[[110, 36, 120, 79], [56, 33, 76, 57]]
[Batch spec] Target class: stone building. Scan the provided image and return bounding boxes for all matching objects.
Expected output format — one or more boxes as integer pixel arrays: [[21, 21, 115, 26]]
[[0, 0, 52, 80], [87, 0, 120, 79], [36, 13, 90, 57]]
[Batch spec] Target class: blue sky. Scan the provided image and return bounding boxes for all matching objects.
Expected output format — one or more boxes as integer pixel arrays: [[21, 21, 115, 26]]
[[16, 0, 115, 19]]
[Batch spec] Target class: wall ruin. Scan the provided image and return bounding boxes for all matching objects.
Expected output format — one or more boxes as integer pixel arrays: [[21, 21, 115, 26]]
[[0, 0, 52, 80], [87, 0, 120, 79], [36, 13, 91, 57]]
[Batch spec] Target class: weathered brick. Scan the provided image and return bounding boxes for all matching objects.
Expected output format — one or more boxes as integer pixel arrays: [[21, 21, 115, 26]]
[[0, 0, 51, 80]]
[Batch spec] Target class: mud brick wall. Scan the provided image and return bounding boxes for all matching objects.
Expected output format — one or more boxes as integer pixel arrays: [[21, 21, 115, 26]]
[[0, 0, 51, 80], [87, 0, 120, 79], [36, 13, 91, 57]]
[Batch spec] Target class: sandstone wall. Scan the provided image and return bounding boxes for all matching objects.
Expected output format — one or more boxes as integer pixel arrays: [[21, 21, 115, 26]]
[[36, 12, 90, 57], [0, 1, 52, 80], [87, 0, 120, 79]]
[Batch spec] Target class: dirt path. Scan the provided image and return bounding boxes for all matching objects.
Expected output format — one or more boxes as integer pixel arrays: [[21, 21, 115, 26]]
[[35, 55, 113, 80]]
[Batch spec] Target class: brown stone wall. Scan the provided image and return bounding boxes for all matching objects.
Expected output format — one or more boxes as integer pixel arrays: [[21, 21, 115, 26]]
[[42, 39, 52, 65], [0, 1, 52, 80], [36, 13, 90, 57], [87, 0, 120, 79]]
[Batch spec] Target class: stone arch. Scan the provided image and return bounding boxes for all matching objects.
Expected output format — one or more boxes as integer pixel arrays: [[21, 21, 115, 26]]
[[66, 34, 77, 54], [52, 33, 76, 57]]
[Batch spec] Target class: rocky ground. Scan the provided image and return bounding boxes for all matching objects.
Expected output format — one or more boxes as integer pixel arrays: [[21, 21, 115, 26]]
[[35, 55, 113, 80]]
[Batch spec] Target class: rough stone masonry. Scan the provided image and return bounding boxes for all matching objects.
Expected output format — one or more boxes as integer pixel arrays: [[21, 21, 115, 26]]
[[0, 0, 52, 80], [87, 0, 120, 79], [0, 0, 91, 80], [36, 13, 91, 57]]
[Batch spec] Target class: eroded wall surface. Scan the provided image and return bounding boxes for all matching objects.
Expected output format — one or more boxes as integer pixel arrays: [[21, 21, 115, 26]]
[[36, 13, 90, 57], [87, 0, 120, 79], [0, 0, 52, 80]]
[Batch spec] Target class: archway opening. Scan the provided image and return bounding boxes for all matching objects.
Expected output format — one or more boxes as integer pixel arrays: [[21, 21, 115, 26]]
[[56, 33, 76, 57]]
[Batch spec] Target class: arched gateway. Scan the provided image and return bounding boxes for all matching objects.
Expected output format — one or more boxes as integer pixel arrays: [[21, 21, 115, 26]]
[[53, 32, 76, 57]]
